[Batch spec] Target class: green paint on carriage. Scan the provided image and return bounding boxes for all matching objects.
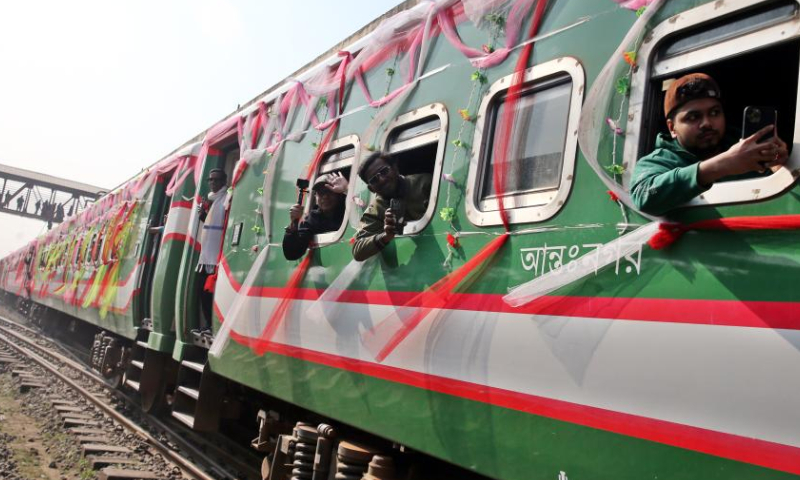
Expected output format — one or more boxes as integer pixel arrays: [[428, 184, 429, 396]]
[[206, 2, 800, 478], [7, 1, 800, 478], [211, 342, 797, 480], [150, 169, 199, 353]]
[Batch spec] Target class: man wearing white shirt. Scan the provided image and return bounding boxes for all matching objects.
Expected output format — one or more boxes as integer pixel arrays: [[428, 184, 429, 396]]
[[195, 168, 227, 335]]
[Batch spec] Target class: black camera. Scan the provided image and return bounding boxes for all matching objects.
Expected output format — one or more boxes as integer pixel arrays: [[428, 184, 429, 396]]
[[389, 198, 406, 236]]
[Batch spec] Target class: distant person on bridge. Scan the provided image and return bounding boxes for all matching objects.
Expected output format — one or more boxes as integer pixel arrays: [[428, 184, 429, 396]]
[[15, 196, 23, 212], [194, 168, 228, 335], [55, 203, 64, 222], [34, 200, 41, 215], [282, 172, 348, 261], [3, 192, 10, 207], [631, 73, 790, 215], [352, 152, 432, 261]]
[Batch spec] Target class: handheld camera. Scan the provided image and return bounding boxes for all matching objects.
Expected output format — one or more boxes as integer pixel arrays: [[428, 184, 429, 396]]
[[389, 198, 406, 236], [294, 178, 310, 227]]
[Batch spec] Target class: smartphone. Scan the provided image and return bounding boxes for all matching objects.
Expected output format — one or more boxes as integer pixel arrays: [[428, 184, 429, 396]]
[[389, 198, 406, 236], [742, 106, 777, 142]]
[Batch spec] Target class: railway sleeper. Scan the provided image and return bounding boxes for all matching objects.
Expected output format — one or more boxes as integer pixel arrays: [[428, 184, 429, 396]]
[[97, 467, 167, 480]]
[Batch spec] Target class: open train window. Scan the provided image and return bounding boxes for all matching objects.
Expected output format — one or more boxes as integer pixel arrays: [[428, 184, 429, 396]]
[[624, 0, 800, 208], [466, 57, 585, 227], [379, 103, 448, 235], [307, 136, 360, 246]]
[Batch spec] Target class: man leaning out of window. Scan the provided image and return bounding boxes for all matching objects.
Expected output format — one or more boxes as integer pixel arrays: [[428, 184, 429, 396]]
[[630, 73, 789, 216]]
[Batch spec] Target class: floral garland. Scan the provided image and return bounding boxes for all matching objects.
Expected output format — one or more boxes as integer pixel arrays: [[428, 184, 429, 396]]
[[603, 6, 649, 232], [440, 13, 505, 268]]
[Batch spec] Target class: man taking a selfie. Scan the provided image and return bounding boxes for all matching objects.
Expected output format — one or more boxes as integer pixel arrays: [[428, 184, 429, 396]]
[[630, 73, 789, 216]]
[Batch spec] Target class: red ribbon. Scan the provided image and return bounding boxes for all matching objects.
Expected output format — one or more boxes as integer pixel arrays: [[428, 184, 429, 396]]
[[366, 0, 550, 362], [648, 215, 800, 250], [252, 253, 313, 355], [367, 233, 509, 363]]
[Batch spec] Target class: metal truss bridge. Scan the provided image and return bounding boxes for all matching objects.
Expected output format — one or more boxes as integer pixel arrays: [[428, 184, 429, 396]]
[[0, 163, 106, 227]]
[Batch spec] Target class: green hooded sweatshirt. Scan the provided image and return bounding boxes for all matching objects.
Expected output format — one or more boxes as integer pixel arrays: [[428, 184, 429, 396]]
[[630, 133, 764, 216], [630, 133, 710, 216]]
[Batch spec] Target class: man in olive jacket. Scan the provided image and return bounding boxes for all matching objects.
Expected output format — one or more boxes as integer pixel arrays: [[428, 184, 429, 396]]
[[630, 73, 789, 216], [352, 152, 431, 261]]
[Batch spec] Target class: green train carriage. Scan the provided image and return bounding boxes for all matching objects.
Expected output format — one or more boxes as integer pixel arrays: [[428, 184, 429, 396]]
[[2, 0, 800, 479]]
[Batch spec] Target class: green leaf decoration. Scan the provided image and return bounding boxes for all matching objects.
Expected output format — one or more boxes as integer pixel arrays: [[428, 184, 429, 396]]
[[257, 187, 264, 195], [471, 71, 488, 84], [386, 68, 395, 76], [636, 6, 647, 17], [484, 13, 506, 29], [604, 164, 626, 176], [615, 77, 631, 95], [251, 225, 263, 234], [439, 207, 456, 222], [311, 142, 319, 148], [452, 139, 469, 149]]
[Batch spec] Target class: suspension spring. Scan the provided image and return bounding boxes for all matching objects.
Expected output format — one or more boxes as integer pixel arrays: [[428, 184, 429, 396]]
[[291, 423, 319, 480], [334, 441, 375, 480]]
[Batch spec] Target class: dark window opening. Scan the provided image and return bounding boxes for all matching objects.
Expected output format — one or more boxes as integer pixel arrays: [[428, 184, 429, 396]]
[[392, 142, 438, 177], [478, 75, 572, 210], [386, 115, 440, 190]]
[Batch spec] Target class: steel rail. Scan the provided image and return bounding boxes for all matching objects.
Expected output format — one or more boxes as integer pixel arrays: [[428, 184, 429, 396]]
[[0, 314, 259, 480], [0, 319, 220, 480]]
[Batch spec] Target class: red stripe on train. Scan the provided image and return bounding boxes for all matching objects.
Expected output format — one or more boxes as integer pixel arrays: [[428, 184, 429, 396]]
[[218, 258, 800, 331], [162, 233, 201, 252]]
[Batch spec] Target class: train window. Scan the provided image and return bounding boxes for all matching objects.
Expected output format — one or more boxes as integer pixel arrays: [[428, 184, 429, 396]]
[[657, 1, 797, 61], [466, 57, 585, 227], [308, 136, 360, 246], [624, 0, 800, 209], [379, 103, 448, 235]]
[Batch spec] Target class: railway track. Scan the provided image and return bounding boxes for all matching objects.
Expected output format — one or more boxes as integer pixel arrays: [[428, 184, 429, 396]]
[[0, 312, 261, 480]]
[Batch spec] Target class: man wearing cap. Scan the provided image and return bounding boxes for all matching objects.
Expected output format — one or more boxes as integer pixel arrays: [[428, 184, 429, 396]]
[[631, 73, 789, 216], [282, 172, 349, 261]]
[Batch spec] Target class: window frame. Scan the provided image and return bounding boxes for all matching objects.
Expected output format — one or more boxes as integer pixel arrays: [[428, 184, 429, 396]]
[[466, 57, 585, 227], [378, 102, 449, 236], [623, 0, 800, 208], [308, 135, 360, 246]]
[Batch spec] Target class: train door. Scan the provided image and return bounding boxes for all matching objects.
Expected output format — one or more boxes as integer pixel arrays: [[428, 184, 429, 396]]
[[188, 137, 240, 343], [132, 173, 172, 325]]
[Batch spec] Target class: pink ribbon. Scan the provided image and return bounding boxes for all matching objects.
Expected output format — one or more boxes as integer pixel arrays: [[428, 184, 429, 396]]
[[613, 0, 656, 9]]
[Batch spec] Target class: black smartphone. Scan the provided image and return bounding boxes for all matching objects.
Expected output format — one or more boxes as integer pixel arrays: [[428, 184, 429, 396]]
[[389, 198, 406, 236], [742, 106, 777, 141]]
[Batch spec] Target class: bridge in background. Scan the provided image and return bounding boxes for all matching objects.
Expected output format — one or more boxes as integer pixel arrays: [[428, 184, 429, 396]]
[[0, 163, 107, 227]]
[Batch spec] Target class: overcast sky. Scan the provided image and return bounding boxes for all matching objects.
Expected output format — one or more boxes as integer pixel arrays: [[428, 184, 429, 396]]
[[0, 0, 404, 257]]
